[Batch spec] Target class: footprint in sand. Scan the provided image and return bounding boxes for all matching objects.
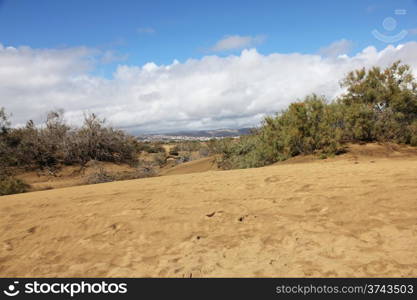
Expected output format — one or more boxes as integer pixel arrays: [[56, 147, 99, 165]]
[[27, 226, 38, 234], [2, 241, 13, 251]]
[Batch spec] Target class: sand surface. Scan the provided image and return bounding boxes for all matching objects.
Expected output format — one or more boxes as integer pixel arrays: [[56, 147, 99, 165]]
[[160, 156, 218, 176], [1, 144, 417, 277]]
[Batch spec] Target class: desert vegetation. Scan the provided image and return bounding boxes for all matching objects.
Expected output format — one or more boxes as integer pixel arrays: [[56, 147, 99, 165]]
[[213, 61, 417, 169], [168, 141, 210, 161], [136, 142, 166, 154], [0, 111, 139, 169], [0, 110, 160, 195]]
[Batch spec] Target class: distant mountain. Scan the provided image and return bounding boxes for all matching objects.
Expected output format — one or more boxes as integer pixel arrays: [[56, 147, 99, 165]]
[[136, 128, 253, 141], [162, 128, 253, 137]]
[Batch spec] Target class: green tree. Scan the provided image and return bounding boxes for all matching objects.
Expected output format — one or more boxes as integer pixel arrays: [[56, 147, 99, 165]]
[[340, 61, 417, 143]]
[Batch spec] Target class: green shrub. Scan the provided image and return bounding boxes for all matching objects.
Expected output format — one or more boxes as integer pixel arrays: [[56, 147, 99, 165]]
[[217, 95, 346, 169], [409, 121, 417, 146], [213, 135, 271, 169], [169, 147, 180, 156], [146, 143, 166, 153], [342, 103, 376, 142], [0, 177, 29, 196], [215, 62, 417, 170], [340, 61, 417, 143]]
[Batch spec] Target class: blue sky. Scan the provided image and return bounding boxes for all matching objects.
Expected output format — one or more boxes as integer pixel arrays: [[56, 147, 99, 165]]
[[1, 0, 417, 132], [1, 0, 416, 72]]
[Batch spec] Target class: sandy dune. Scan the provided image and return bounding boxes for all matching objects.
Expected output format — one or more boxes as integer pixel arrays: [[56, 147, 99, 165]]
[[1, 144, 417, 277], [160, 156, 218, 176]]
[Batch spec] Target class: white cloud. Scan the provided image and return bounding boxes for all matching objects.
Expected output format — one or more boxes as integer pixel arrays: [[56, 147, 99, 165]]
[[137, 27, 156, 34], [319, 39, 353, 57], [210, 35, 266, 52], [1, 42, 417, 133]]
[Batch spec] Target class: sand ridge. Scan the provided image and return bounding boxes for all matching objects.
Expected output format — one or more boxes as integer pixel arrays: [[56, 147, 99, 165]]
[[1, 146, 417, 277]]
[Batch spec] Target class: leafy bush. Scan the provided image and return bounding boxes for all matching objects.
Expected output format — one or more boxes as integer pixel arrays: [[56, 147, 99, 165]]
[[146, 143, 166, 154], [340, 61, 417, 143], [216, 96, 346, 169], [169, 148, 179, 156], [0, 177, 29, 196], [409, 121, 417, 146], [217, 135, 266, 169], [136, 142, 165, 154], [215, 61, 417, 169]]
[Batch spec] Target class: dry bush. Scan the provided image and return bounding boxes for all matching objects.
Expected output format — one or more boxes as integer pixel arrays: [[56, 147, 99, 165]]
[[65, 113, 139, 166], [198, 146, 210, 157], [178, 151, 191, 163], [85, 166, 156, 185], [0, 111, 139, 171], [85, 167, 117, 184], [115, 167, 156, 180], [152, 152, 167, 167]]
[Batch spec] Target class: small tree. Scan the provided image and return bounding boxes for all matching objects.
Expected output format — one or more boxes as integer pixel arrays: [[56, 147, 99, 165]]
[[340, 61, 417, 143], [0, 107, 11, 135], [0, 107, 13, 170]]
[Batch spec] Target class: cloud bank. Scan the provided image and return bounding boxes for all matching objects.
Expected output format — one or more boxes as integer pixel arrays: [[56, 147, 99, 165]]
[[319, 39, 353, 57], [1, 42, 417, 133]]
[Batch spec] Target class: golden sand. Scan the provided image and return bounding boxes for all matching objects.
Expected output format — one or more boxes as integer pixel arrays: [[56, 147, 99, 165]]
[[1, 144, 417, 277]]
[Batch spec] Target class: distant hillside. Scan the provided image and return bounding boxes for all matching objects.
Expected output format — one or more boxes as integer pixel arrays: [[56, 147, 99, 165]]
[[137, 128, 253, 141], [164, 128, 253, 137]]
